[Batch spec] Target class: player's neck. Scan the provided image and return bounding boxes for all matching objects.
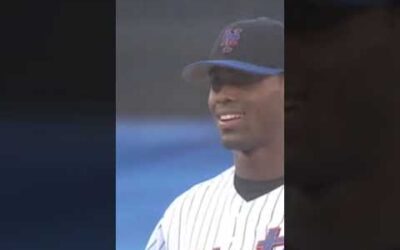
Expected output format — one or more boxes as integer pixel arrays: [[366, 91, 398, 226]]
[[233, 143, 283, 181]]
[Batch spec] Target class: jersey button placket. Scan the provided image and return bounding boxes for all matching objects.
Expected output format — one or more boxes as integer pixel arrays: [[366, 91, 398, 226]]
[[228, 200, 244, 250]]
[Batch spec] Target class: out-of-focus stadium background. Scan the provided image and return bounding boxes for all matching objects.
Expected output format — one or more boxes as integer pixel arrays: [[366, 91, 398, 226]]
[[116, 0, 283, 249]]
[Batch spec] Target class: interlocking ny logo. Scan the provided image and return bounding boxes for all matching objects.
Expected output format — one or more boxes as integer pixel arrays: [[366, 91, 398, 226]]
[[220, 28, 242, 54], [257, 227, 284, 250], [212, 226, 283, 250]]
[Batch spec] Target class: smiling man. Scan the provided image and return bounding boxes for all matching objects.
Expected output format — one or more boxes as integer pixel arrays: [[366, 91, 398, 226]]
[[146, 17, 284, 250]]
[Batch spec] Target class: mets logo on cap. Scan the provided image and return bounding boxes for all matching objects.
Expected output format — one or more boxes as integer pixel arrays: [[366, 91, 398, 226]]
[[220, 28, 242, 54]]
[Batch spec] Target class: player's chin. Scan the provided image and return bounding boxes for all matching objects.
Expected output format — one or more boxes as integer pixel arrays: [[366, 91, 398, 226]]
[[220, 134, 252, 151]]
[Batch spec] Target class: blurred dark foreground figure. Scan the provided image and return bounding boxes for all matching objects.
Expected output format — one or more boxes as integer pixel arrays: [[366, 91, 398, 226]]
[[285, 0, 400, 249]]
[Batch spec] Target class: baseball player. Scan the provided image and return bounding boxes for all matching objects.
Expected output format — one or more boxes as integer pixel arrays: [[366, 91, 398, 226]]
[[146, 17, 284, 250]]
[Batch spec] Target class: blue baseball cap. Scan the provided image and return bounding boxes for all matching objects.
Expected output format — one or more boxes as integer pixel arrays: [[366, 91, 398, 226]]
[[182, 17, 284, 82]]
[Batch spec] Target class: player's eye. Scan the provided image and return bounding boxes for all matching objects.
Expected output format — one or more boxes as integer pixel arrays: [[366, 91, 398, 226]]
[[234, 74, 264, 85], [208, 67, 264, 91], [209, 75, 223, 91]]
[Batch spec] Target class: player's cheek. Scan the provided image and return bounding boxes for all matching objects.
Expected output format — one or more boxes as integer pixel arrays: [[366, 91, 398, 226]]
[[208, 91, 215, 114], [260, 100, 281, 129]]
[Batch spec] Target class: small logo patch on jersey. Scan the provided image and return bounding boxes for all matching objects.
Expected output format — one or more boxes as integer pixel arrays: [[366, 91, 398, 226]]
[[220, 28, 242, 54], [256, 227, 284, 250], [213, 227, 283, 250]]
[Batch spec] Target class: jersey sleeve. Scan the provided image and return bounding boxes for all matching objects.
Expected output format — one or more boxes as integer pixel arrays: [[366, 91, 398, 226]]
[[144, 192, 186, 250], [145, 220, 167, 250]]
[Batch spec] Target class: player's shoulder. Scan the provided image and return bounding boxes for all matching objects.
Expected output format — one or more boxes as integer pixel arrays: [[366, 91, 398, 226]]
[[193, 165, 235, 189], [184, 165, 234, 192], [163, 166, 235, 214], [269, 183, 284, 202], [273, 183, 284, 193]]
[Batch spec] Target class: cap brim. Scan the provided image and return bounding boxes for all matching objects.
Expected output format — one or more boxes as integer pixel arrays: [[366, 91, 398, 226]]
[[182, 59, 283, 83]]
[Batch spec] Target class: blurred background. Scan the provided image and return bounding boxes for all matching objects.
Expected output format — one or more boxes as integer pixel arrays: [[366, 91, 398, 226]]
[[116, 0, 283, 249]]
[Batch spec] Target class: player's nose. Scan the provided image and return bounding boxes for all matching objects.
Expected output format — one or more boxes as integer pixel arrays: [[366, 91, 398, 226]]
[[209, 83, 239, 104]]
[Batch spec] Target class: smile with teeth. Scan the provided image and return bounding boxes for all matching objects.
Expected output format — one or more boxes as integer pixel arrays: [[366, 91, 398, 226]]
[[219, 113, 244, 122]]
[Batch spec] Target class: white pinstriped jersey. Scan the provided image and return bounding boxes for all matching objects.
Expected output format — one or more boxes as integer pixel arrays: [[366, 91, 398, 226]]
[[145, 166, 284, 250]]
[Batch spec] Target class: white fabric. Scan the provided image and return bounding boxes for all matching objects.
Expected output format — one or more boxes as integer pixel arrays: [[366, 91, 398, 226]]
[[145, 167, 284, 250]]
